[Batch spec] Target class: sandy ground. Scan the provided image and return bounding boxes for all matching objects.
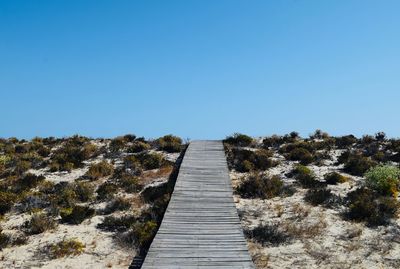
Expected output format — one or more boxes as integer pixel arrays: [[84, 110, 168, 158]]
[[0, 140, 180, 269], [232, 147, 400, 269]]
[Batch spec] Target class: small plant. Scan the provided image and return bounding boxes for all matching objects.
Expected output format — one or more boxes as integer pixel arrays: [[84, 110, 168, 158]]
[[73, 181, 94, 202], [236, 173, 284, 199], [364, 165, 400, 197], [287, 147, 314, 165], [85, 161, 114, 180], [290, 165, 321, 188], [346, 187, 399, 226], [16, 173, 45, 192], [117, 174, 142, 193], [224, 133, 253, 147], [129, 220, 158, 249], [136, 152, 164, 170], [96, 182, 119, 200], [335, 135, 358, 149], [227, 148, 275, 172], [123, 156, 142, 174], [0, 230, 11, 250], [304, 188, 332, 206], [127, 141, 151, 153], [60, 205, 95, 224], [97, 215, 137, 232], [47, 238, 85, 259], [0, 191, 17, 215], [24, 213, 57, 234], [103, 197, 131, 214], [244, 224, 290, 246], [343, 154, 377, 176], [156, 135, 182, 153], [324, 172, 348, 185]]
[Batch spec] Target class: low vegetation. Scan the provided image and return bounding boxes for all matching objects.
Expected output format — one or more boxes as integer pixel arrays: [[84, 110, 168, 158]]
[[46, 238, 85, 259], [236, 173, 285, 199]]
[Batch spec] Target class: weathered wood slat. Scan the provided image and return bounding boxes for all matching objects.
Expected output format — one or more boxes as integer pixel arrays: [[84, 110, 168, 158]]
[[141, 140, 254, 269]]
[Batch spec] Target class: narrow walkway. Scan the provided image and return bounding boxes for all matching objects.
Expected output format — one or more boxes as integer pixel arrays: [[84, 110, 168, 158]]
[[142, 140, 255, 269]]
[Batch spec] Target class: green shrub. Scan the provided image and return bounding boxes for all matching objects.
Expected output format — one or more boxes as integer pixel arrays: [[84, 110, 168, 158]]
[[236, 173, 284, 199], [324, 172, 348, 185], [109, 137, 126, 153], [117, 173, 142, 193], [156, 135, 182, 153], [304, 188, 332, 206], [0, 191, 17, 215], [17, 173, 45, 191], [96, 182, 118, 200], [85, 161, 114, 180], [130, 220, 158, 249], [346, 187, 399, 226], [287, 147, 314, 165], [244, 224, 290, 246], [344, 154, 377, 176], [54, 183, 78, 207], [365, 165, 400, 197], [127, 141, 151, 153], [0, 231, 11, 250], [103, 197, 131, 214], [310, 129, 330, 140], [60, 205, 95, 224], [50, 141, 89, 171], [73, 181, 94, 202], [290, 165, 321, 188], [24, 213, 57, 234], [97, 215, 136, 232], [227, 148, 275, 172], [262, 135, 284, 148], [123, 155, 142, 174], [14, 160, 31, 175], [136, 152, 164, 170], [47, 238, 85, 259], [224, 133, 253, 147], [82, 143, 98, 159]]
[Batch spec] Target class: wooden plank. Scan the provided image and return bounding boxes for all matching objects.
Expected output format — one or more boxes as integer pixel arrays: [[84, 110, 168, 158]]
[[141, 140, 254, 269]]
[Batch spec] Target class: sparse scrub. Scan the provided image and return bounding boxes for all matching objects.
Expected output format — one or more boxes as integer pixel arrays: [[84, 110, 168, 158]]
[[73, 181, 94, 202], [304, 188, 332, 206], [24, 213, 57, 234], [96, 182, 119, 200], [290, 165, 322, 188], [0, 191, 17, 215], [287, 147, 314, 165], [335, 135, 358, 148], [85, 161, 114, 180], [156, 135, 182, 153], [343, 153, 377, 176], [346, 187, 399, 226], [236, 173, 284, 199], [136, 152, 164, 170], [226, 148, 275, 172], [127, 141, 151, 153], [365, 165, 400, 197], [16, 173, 45, 192], [47, 238, 85, 259], [117, 173, 142, 193], [244, 224, 290, 246], [60, 205, 95, 224], [97, 215, 136, 232], [123, 155, 143, 174], [324, 172, 348, 185], [103, 197, 131, 214], [224, 133, 254, 147]]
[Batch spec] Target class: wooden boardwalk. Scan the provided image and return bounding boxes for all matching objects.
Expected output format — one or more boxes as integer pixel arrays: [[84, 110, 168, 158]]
[[141, 140, 255, 269]]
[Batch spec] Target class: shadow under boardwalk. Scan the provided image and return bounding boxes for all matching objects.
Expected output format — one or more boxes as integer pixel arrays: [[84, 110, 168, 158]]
[[141, 140, 255, 269]]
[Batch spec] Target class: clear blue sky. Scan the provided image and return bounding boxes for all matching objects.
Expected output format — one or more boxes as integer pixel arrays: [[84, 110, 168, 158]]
[[1, 1, 399, 140]]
